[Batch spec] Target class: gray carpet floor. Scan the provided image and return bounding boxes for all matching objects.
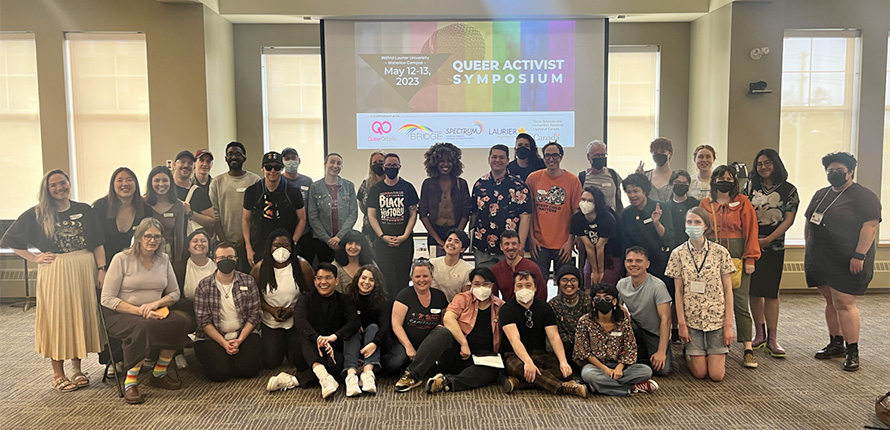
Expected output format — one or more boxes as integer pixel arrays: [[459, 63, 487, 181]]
[[1, 293, 888, 430]]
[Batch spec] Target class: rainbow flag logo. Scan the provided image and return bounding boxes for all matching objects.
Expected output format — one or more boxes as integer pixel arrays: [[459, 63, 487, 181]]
[[398, 124, 434, 134], [474, 121, 486, 133]]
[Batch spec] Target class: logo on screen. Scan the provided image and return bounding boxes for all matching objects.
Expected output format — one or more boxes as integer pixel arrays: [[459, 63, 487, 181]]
[[398, 124, 434, 134], [371, 121, 392, 135]]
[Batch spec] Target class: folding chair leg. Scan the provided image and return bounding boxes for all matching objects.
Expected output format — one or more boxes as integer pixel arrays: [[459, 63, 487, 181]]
[[96, 295, 124, 398]]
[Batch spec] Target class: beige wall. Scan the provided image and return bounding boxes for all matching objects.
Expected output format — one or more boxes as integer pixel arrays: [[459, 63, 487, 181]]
[[203, 5, 238, 176]]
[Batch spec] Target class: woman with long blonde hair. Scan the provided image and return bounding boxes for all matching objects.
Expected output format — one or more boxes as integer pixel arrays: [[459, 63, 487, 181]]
[[1, 169, 106, 392]]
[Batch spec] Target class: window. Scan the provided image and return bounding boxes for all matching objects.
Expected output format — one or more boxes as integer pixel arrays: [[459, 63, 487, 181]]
[[779, 30, 861, 242], [261, 47, 324, 181], [64, 32, 152, 203], [0, 33, 43, 219], [607, 46, 660, 178], [881, 38, 890, 242]]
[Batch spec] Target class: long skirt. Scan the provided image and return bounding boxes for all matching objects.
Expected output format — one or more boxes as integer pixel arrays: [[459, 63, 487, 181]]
[[35, 250, 101, 360]]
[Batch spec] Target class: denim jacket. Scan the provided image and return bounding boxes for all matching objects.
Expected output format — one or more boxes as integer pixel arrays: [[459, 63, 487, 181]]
[[307, 177, 358, 241]]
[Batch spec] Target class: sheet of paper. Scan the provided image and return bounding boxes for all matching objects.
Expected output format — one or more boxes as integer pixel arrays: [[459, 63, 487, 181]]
[[472, 354, 505, 368]]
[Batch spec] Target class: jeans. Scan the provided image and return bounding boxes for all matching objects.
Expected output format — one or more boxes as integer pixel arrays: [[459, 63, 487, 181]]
[[534, 247, 573, 286], [380, 334, 410, 377], [261, 324, 296, 369], [580, 362, 652, 397], [473, 249, 504, 269], [342, 324, 382, 377], [406, 327, 499, 391], [632, 322, 672, 376], [194, 333, 262, 382]]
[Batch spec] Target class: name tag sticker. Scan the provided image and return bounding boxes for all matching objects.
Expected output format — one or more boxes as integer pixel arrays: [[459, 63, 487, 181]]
[[610, 331, 623, 337], [810, 212, 824, 225], [602, 182, 611, 187], [236, 187, 246, 192], [163, 212, 174, 218], [301, 186, 309, 191], [430, 308, 441, 314], [69, 213, 83, 220], [729, 201, 741, 208], [239, 286, 248, 291], [643, 218, 653, 224], [689, 281, 706, 294]]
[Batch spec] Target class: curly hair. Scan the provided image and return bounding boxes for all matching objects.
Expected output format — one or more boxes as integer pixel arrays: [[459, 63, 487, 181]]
[[423, 142, 463, 178], [344, 264, 388, 310], [334, 229, 375, 266], [821, 152, 857, 171], [621, 173, 652, 195], [590, 282, 625, 322]]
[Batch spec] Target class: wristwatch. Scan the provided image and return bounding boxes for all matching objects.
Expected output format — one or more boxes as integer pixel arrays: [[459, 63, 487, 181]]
[[851, 252, 866, 261], [97, 265, 107, 271]]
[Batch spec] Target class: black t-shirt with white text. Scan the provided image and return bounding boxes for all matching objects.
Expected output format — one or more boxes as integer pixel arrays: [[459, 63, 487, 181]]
[[395, 287, 448, 348], [366, 178, 419, 237]]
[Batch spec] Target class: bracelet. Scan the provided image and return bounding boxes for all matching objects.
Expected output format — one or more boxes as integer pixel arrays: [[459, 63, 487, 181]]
[[851, 252, 866, 261], [97, 265, 107, 271]]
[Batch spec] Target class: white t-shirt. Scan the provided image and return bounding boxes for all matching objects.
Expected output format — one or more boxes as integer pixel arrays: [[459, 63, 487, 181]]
[[262, 265, 300, 329], [183, 258, 216, 300], [429, 256, 473, 301], [216, 280, 240, 339]]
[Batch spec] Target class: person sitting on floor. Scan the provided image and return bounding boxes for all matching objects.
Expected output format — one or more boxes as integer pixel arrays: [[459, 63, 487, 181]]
[[547, 265, 592, 370], [341, 265, 391, 397]]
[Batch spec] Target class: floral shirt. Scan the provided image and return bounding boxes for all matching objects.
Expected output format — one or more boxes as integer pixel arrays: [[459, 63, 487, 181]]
[[471, 172, 531, 254], [548, 291, 593, 344], [665, 240, 736, 331], [572, 314, 637, 366]]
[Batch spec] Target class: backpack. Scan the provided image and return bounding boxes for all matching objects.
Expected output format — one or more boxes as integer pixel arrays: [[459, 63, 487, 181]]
[[578, 168, 623, 212]]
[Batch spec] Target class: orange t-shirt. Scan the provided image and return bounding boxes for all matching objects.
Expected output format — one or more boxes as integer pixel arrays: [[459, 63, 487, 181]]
[[526, 169, 582, 249]]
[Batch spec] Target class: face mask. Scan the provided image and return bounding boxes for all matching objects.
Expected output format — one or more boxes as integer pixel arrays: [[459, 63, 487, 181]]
[[272, 247, 291, 263], [217, 259, 236, 274], [653, 153, 668, 167], [827, 171, 848, 187], [579, 201, 595, 215], [284, 160, 300, 174], [472, 286, 492, 302], [673, 184, 689, 196], [371, 163, 385, 176], [515, 288, 535, 304], [595, 299, 614, 315], [590, 157, 607, 170], [685, 225, 704, 239], [714, 181, 735, 193], [515, 146, 531, 160], [384, 167, 400, 180]]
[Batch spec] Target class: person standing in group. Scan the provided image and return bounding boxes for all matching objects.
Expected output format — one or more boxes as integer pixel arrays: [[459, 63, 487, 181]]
[[192, 242, 263, 382], [635, 137, 675, 202], [418, 142, 472, 257], [579, 140, 624, 214], [356, 150, 386, 246], [507, 132, 546, 181], [526, 141, 582, 285], [699, 165, 760, 369], [746, 149, 798, 359], [307, 153, 357, 263], [619, 173, 674, 289], [192, 149, 214, 193], [366, 153, 419, 296], [666, 207, 736, 382], [490, 230, 546, 302], [429, 229, 473, 301], [572, 186, 622, 289], [281, 147, 316, 263], [170, 150, 215, 232], [209, 142, 261, 272], [331, 229, 377, 293], [242, 151, 306, 267], [2, 169, 105, 393], [92, 167, 150, 266], [689, 145, 716, 200], [145, 166, 187, 262], [470, 144, 531, 268], [665, 170, 700, 250], [805, 152, 881, 372]]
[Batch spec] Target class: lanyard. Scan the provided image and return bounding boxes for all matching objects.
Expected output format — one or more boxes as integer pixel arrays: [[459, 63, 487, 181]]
[[686, 240, 710, 275], [814, 186, 849, 214]]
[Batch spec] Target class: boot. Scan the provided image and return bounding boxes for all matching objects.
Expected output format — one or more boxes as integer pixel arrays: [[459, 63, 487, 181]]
[[752, 323, 767, 350], [843, 343, 859, 371], [814, 335, 845, 359], [766, 328, 786, 358]]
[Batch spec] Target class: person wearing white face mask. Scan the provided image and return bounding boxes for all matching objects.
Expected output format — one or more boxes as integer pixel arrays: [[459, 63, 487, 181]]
[[571, 186, 622, 289], [500, 271, 587, 397], [396, 268, 505, 394]]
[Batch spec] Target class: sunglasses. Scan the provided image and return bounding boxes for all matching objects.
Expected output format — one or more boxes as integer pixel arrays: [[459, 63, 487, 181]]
[[264, 164, 283, 171]]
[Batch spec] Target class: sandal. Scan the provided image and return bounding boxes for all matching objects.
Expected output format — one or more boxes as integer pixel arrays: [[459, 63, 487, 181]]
[[71, 372, 90, 388], [51, 377, 78, 392]]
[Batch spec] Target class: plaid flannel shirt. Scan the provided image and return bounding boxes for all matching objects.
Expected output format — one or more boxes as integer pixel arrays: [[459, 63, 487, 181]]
[[193, 271, 262, 340]]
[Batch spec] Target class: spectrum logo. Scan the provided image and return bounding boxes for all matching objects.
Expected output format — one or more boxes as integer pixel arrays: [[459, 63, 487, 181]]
[[371, 121, 392, 135], [398, 123, 434, 134], [444, 121, 485, 136]]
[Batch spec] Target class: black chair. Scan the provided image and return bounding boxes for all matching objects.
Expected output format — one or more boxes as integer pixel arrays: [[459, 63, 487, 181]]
[[96, 293, 124, 398]]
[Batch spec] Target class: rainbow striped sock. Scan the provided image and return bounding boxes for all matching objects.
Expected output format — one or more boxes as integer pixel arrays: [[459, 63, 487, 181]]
[[125, 364, 141, 390], [152, 352, 174, 378]]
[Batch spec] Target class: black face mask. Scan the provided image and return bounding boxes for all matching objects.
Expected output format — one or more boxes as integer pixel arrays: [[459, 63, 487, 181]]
[[384, 167, 400, 180], [595, 299, 614, 315], [217, 259, 236, 274], [827, 171, 848, 187], [673, 184, 689, 196], [714, 181, 735, 193], [653, 153, 668, 167], [590, 157, 607, 170], [515, 146, 531, 160], [371, 163, 385, 176]]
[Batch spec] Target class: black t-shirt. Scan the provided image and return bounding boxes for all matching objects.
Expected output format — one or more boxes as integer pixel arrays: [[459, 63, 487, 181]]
[[570, 210, 622, 258], [499, 299, 558, 353], [395, 287, 448, 348], [174, 183, 213, 213], [366, 178, 419, 237], [507, 158, 546, 182], [1, 202, 104, 253], [466, 306, 494, 354], [243, 179, 305, 248], [91, 198, 150, 265]]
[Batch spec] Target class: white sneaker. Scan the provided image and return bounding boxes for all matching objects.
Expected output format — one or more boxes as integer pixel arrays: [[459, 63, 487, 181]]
[[360, 371, 377, 394], [320, 374, 339, 399], [174, 354, 188, 369], [345, 374, 361, 397], [266, 372, 299, 392]]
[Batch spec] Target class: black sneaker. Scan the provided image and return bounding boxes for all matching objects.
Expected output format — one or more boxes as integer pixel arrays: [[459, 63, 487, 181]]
[[814, 340, 845, 360]]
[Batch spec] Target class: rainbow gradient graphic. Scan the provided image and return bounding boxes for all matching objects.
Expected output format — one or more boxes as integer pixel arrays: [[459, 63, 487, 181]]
[[474, 121, 485, 133], [398, 123, 434, 133]]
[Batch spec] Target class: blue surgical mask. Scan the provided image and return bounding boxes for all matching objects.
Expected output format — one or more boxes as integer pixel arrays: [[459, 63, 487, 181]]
[[685, 225, 704, 239]]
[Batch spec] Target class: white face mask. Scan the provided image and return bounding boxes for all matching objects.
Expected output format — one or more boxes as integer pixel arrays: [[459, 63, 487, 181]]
[[284, 160, 300, 174], [272, 247, 291, 263], [472, 286, 492, 302], [515, 288, 535, 304], [579, 200, 595, 215]]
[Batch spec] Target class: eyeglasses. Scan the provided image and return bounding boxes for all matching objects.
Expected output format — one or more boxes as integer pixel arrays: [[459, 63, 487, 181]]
[[755, 160, 773, 168], [592, 295, 614, 303], [558, 278, 579, 285], [384, 164, 401, 169], [542, 153, 562, 159], [216, 255, 236, 262], [264, 164, 282, 171], [471, 282, 493, 288], [525, 309, 534, 329], [143, 234, 162, 242], [826, 169, 848, 175]]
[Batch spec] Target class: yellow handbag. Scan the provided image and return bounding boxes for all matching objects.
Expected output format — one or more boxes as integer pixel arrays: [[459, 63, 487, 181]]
[[710, 203, 743, 289]]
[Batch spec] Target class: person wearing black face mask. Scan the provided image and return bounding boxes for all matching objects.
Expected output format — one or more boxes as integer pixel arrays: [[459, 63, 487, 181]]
[[635, 137, 675, 202], [665, 170, 700, 249], [578, 140, 624, 214], [357, 151, 387, 247], [507, 133, 545, 181], [804, 152, 881, 372], [574, 283, 659, 396]]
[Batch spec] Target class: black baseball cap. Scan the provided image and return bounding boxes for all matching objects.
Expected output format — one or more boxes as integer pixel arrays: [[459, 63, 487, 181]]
[[262, 151, 283, 166], [175, 150, 196, 162], [281, 147, 299, 158]]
